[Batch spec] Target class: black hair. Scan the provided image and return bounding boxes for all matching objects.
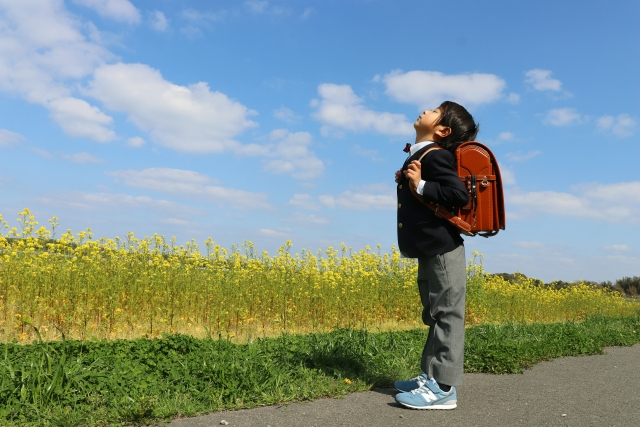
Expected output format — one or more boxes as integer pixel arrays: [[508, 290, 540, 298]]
[[436, 101, 479, 154]]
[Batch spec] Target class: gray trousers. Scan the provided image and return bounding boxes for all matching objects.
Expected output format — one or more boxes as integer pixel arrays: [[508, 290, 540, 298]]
[[418, 244, 466, 386]]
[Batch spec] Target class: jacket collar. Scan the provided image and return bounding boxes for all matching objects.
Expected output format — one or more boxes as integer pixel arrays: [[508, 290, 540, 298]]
[[409, 141, 439, 157]]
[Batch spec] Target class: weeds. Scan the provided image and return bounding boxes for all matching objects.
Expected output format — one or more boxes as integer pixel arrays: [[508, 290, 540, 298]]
[[0, 316, 639, 426]]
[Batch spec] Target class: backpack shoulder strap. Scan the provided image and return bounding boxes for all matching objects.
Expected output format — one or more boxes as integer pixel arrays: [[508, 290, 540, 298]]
[[416, 146, 442, 162]]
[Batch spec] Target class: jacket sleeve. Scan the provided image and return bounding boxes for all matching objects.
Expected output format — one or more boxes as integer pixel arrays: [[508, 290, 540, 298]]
[[420, 150, 469, 208]]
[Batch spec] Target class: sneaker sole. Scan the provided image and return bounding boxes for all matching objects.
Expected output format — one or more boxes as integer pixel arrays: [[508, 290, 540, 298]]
[[396, 400, 457, 410]]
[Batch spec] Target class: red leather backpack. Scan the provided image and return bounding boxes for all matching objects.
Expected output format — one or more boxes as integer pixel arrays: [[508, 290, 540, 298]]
[[413, 142, 506, 237]]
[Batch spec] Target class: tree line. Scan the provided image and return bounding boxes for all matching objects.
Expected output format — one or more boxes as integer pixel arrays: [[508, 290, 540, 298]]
[[491, 273, 640, 298]]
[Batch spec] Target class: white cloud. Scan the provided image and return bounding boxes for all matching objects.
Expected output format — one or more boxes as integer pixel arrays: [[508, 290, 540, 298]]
[[263, 130, 324, 179], [574, 181, 640, 205], [157, 218, 189, 226], [0, 4, 378, 155], [0, 0, 111, 85], [511, 241, 545, 249], [383, 70, 506, 108], [177, 10, 208, 38], [259, 228, 289, 238], [301, 8, 314, 19], [320, 191, 396, 210], [505, 150, 541, 162], [525, 69, 562, 91], [507, 93, 520, 104], [543, 108, 583, 126], [0, 129, 24, 147], [87, 63, 258, 153], [36, 191, 192, 213], [245, 1, 268, 13], [352, 144, 383, 161], [29, 148, 104, 163], [273, 106, 299, 123], [498, 132, 514, 142], [30, 147, 55, 159], [179, 25, 202, 39], [48, 97, 116, 141], [602, 245, 631, 252], [489, 131, 516, 145], [318, 195, 335, 208], [597, 114, 637, 137], [508, 190, 588, 217], [289, 194, 320, 211], [63, 152, 104, 163], [126, 136, 145, 147], [244, 1, 289, 16], [183, 8, 216, 21], [0, 1, 116, 141], [320, 184, 396, 211], [283, 212, 329, 225], [107, 167, 272, 210], [312, 83, 413, 136], [108, 167, 218, 190], [597, 116, 614, 129], [72, 0, 141, 24], [500, 168, 517, 186], [150, 10, 169, 32], [507, 181, 640, 223], [511, 241, 565, 256]]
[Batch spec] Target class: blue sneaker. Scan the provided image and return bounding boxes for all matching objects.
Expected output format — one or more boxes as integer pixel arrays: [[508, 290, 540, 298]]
[[394, 372, 429, 392], [395, 378, 457, 410]]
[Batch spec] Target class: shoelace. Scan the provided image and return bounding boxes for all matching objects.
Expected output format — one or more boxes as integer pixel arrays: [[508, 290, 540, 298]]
[[409, 374, 428, 387], [410, 384, 432, 395], [411, 380, 452, 396]]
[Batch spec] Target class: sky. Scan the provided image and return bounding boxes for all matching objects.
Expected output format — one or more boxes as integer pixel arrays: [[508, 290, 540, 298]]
[[0, 0, 638, 282]]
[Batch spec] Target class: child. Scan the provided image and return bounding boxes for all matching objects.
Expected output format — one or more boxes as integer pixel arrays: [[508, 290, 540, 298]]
[[393, 101, 478, 410]]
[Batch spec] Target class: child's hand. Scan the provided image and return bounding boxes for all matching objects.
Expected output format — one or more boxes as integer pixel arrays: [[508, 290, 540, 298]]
[[394, 169, 402, 183], [403, 160, 422, 190]]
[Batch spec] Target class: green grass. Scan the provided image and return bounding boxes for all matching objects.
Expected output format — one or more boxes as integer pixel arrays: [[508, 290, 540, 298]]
[[1, 315, 639, 426]]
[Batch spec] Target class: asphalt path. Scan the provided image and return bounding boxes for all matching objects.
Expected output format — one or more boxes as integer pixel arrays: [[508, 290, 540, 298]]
[[166, 344, 640, 427]]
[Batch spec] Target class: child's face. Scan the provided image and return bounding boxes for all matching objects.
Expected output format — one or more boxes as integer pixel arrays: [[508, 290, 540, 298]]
[[414, 108, 442, 134]]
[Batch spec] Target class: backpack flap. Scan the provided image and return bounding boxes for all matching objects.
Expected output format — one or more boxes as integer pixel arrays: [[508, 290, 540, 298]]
[[456, 142, 506, 235]]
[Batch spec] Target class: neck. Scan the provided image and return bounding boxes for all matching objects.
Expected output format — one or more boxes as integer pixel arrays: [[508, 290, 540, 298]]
[[415, 132, 439, 144]]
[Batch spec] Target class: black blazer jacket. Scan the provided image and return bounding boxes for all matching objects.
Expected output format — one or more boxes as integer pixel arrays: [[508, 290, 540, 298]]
[[397, 143, 469, 258]]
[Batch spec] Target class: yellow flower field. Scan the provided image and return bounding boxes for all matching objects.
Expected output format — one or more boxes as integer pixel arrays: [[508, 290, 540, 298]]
[[1, 208, 638, 342]]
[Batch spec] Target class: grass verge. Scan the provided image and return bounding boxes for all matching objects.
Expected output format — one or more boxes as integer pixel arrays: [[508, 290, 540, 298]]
[[1, 315, 639, 426]]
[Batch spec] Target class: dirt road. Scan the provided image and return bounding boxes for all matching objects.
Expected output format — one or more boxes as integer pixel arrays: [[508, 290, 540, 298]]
[[166, 344, 640, 427]]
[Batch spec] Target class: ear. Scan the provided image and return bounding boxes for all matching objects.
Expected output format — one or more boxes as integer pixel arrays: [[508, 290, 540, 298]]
[[435, 126, 452, 138]]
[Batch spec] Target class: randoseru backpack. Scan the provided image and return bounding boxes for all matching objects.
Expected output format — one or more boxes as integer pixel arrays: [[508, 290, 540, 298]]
[[411, 142, 506, 237]]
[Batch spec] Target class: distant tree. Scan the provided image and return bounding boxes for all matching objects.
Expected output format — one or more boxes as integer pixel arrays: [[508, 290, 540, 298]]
[[492, 272, 527, 283], [548, 280, 572, 290], [490, 272, 544, 286], [614, 276, 640, 297], [490, 273, 638, 298], [581, 280, 613, 289]]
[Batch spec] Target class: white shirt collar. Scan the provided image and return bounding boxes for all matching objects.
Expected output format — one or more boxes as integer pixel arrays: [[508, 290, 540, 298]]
[[409, 140, 436, 156]]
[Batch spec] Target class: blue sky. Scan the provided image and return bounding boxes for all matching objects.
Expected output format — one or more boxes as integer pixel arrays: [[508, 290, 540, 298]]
[[0, 0, 638, 282]]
